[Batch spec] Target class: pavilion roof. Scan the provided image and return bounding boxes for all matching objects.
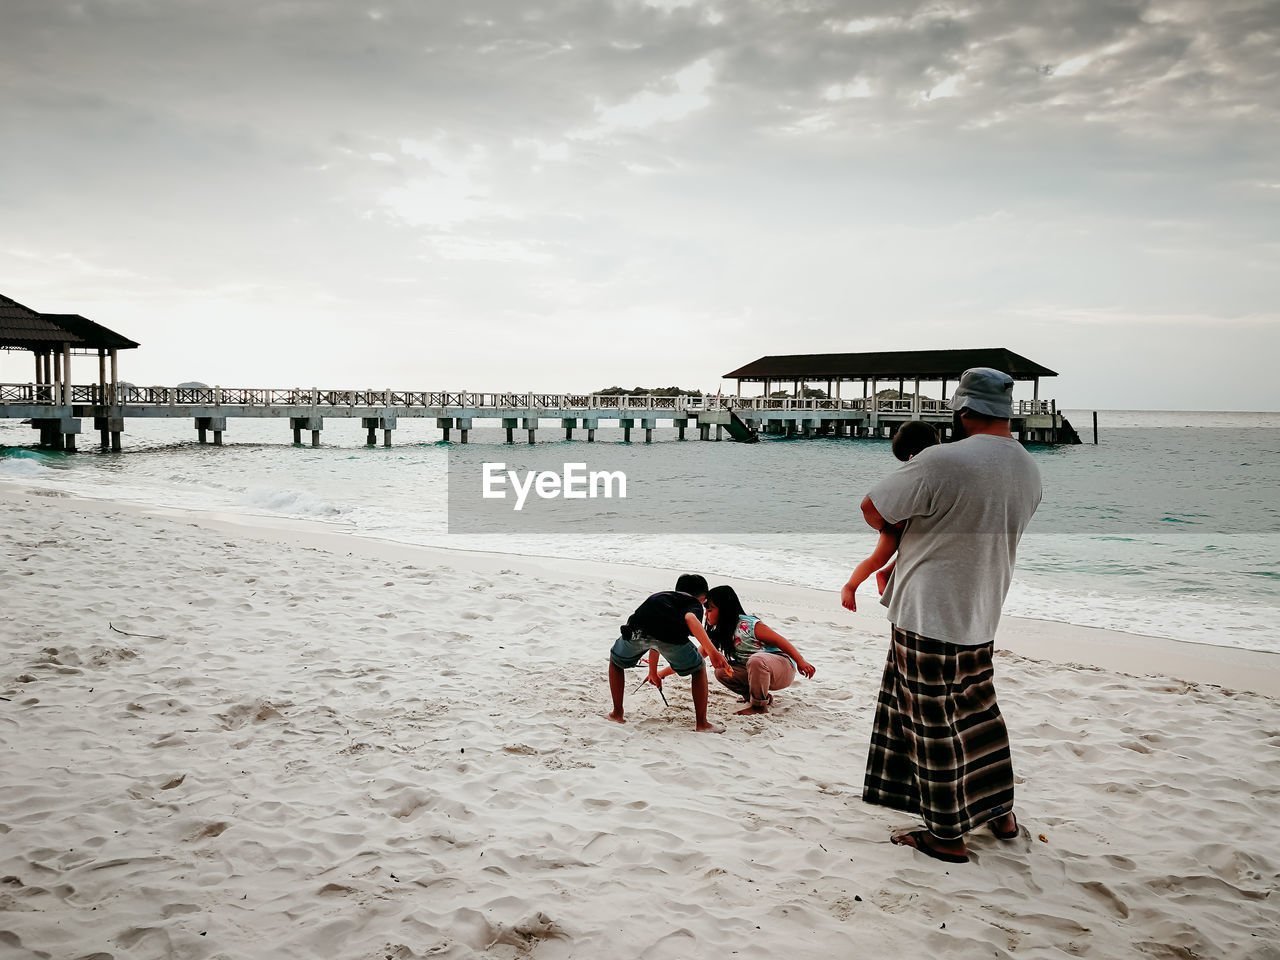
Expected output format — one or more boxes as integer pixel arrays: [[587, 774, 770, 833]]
[[724, 348, 1055, 381], [0, 294, 140, 351]]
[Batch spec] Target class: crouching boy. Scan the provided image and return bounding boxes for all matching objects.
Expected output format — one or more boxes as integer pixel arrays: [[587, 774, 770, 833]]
[[607, 574, 728, 733]]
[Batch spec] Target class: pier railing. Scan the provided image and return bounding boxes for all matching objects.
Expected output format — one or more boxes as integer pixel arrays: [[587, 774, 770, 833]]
[[1016, 399, 1055, 415], [0, 383, 1056, 417]]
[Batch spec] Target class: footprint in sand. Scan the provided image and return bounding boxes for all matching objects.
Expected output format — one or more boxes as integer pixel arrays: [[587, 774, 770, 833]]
[[190, 822, 230, 840]]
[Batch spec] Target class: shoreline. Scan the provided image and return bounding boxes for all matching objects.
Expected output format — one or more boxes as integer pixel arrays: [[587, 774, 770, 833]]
[[4, 479, 1278, 697]]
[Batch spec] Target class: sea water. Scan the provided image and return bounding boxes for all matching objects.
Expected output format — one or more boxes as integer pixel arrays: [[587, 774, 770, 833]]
[[2, 410, 1278, 653]]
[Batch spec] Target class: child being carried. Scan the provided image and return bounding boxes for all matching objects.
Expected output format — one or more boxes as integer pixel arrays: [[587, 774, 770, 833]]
[[841, 420, 940, 612]]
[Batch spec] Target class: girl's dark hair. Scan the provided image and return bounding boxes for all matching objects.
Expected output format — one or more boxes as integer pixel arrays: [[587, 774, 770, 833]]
[[891, 420, 941, 462], [706, 584, 747, 655]]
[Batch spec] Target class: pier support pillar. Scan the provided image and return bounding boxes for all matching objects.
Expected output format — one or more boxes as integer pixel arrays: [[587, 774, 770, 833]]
[[362, 414, 397, 446], [436, 417, 453, 443], [35, 416, 80, 451], [456, 418, 472, 444], [196, 417, 226, 447], [698, 423, 710, 441], [523, 417, 538, 445], [96, 416, 124, 452], [641, 417, 657, 444], [620, 418, 633, 443], [716, 425, 724, 441], [502, 418, 518, 444], [582, 418, 598, 443], [94, 416, 110, 450], [99, 414, 120, 453], [61, 417, 80, 452], [291, 416, 322, 447], [677, 420, 686, 440], [562, 417, 576, 440]]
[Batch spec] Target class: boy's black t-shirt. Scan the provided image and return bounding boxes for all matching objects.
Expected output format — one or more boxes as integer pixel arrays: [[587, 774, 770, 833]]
[[625, 591, 703, 644]]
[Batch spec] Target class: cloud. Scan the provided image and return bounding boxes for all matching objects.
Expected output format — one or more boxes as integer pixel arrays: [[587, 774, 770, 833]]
[[579, 57, 716, 138], [0, 0, 1276, 404], [1010, 305, 1280, 327]]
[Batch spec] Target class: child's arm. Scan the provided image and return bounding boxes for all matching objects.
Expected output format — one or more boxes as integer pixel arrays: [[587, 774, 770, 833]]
[[875, 560, 896, 595], [686, 613, 729, 672], [753, 622, 816, 678], [841, 526, 901, 611]]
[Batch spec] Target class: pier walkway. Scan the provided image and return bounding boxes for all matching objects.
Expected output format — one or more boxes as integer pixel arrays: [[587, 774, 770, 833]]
[[0, 383, 1071, 450]]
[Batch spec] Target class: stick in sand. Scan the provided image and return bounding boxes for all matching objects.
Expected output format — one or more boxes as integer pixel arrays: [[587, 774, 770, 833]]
[[632, 676, 670, 707], [109, 623, 169, 641]]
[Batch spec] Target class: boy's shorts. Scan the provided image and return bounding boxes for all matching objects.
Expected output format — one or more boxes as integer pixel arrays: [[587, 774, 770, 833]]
[[610, 630, 705, 676]]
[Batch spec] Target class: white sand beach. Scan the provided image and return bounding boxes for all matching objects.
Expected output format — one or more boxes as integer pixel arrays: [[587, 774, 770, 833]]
[[2, 483, 1278, 960]]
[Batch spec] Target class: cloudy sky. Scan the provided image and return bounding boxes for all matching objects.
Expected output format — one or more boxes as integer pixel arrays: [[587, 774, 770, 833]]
[[2, 0, 1277, 409]]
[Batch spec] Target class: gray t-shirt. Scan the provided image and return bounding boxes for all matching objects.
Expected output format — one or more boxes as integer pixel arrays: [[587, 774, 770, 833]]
[[867, 434, 1042, 646]]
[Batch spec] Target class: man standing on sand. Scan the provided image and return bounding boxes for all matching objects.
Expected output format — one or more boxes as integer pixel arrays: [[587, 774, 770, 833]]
[[844, 368, 1042, 863]]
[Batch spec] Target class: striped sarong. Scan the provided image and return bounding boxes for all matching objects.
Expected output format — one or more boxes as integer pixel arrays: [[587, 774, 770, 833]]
[[862, 625, 1014, 839]]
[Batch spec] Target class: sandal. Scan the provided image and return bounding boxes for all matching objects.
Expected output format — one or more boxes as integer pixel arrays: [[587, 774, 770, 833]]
[[989, 813, 1018, 841], [891, 830, 970, 864]]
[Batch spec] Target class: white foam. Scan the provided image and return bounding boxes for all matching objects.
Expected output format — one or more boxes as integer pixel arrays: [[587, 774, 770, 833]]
[[242, 486, 344, 519], [0, 456, 56, 478]]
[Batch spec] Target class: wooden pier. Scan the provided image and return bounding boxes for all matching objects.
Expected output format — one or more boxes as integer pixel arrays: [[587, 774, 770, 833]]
[[1, 295, 1077, 450], [0, 383, 1073, 449]]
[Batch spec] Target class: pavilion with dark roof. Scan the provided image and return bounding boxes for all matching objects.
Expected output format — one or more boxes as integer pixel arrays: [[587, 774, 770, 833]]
[[723, 347, 1057, 404], [1, 293, 139, 450], [714, 347, 1077, 443]]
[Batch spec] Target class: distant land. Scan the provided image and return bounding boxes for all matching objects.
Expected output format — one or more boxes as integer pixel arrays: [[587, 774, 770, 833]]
[[594, 386, 703, 397]]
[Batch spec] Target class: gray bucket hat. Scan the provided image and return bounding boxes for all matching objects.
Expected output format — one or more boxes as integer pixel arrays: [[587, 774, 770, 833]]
[[947, 367, 1015, 418]]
